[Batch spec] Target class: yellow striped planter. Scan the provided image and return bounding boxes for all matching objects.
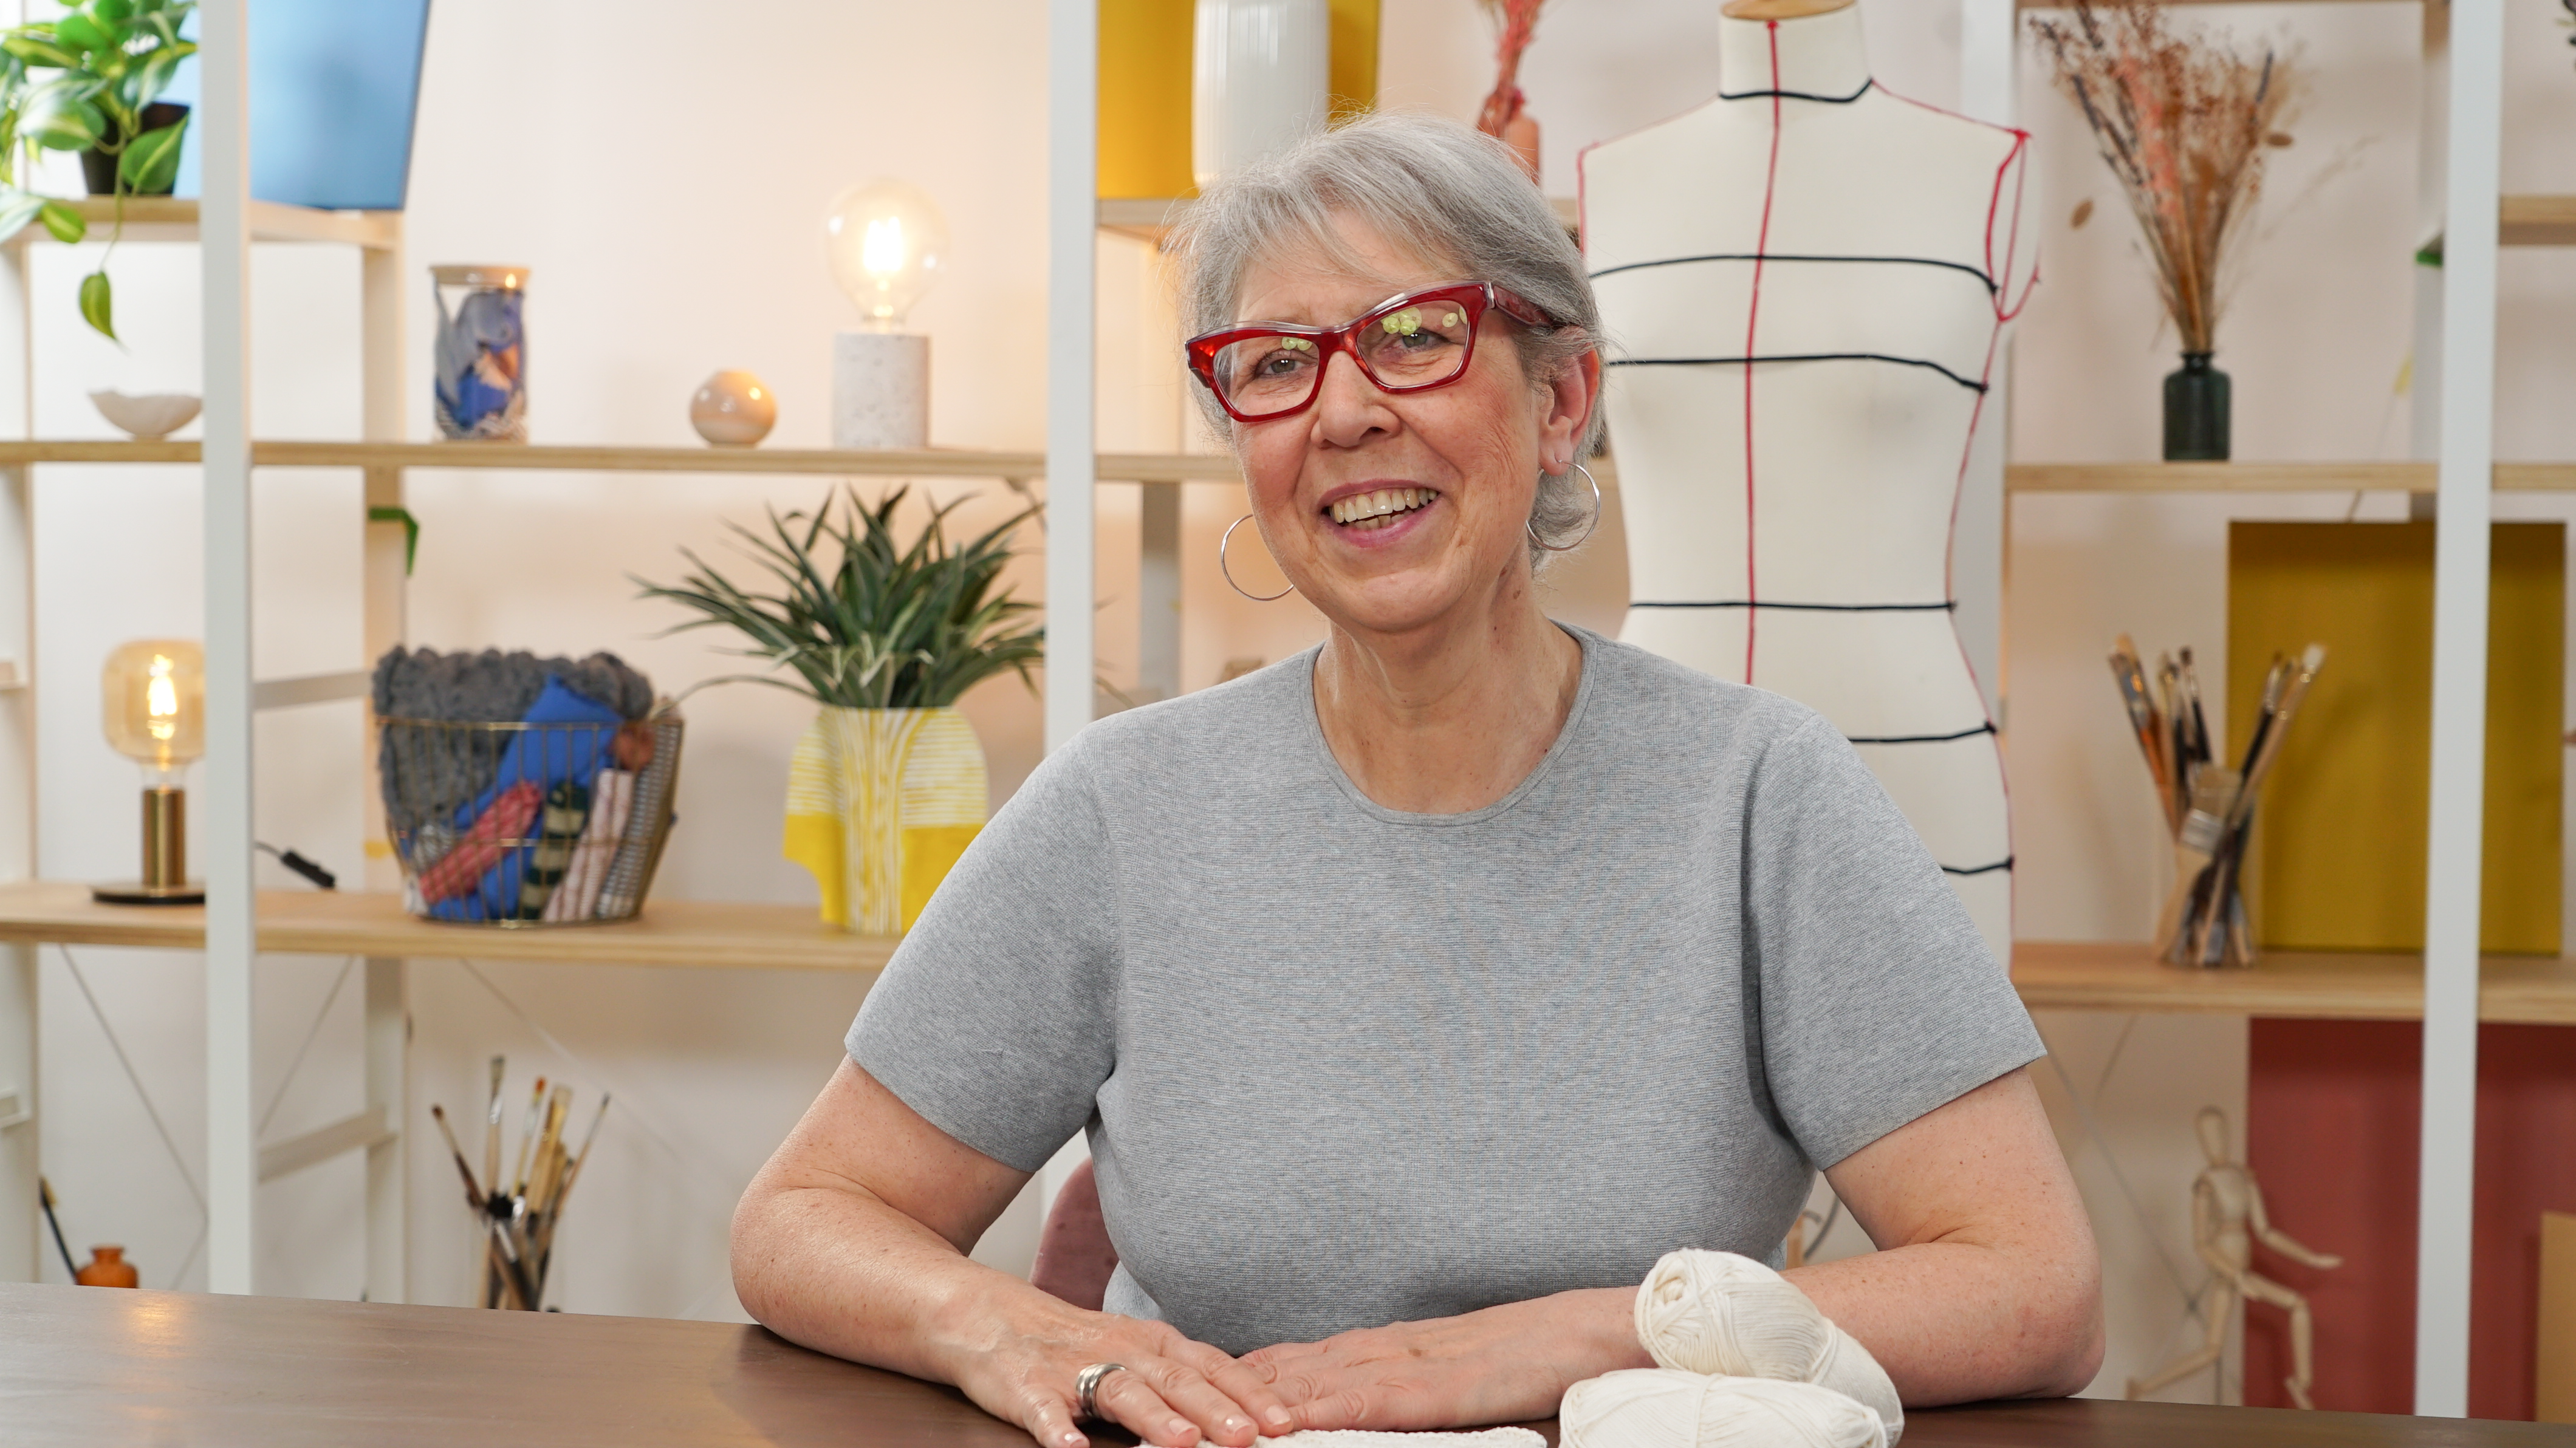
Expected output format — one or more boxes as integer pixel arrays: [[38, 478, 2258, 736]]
[[783, 707, 987, 935]]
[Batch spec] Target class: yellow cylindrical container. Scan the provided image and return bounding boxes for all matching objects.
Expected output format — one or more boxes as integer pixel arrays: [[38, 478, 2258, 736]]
[[784, 707, 988, 935]]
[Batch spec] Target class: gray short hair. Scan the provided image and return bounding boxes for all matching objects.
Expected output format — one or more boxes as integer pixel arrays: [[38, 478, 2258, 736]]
[[1169, 112, 1606, 564]]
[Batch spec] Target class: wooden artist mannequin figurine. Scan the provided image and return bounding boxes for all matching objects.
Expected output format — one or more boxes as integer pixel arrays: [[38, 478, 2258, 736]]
[[2127, 1106, 2343, 1409], [1579, 0, 2035, 958]]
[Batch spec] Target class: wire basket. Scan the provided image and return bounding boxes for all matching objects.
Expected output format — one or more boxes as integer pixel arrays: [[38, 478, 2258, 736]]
[[378, 715, 683, 926]]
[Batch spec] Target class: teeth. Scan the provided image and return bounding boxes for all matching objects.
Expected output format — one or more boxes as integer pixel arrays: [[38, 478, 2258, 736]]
[[1327, 487, 1437, 526]]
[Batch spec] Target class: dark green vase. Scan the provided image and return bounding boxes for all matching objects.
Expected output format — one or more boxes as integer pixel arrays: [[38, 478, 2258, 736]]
[[2163, 352, 2231, 462]]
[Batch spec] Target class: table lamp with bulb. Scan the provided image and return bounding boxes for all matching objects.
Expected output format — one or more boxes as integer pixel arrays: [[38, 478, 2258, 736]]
[[95, 639, 206, 904], [825, 180, 947, 450]]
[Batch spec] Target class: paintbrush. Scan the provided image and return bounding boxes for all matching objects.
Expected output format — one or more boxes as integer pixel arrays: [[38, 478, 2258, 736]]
[[2179, 647, 2211, 768], [429, 1105, 488, 1211], [2156, 764, 2241, 958], [482, 1055, 505, 1205], [37, 1176, 79, 1281], [553, 1093, 611, 1214], [526, 1084, 573, 1217], [2230, 644, 2327, 828], [510, 1076, 547, 1199], [2109, 637, 2177, 830]]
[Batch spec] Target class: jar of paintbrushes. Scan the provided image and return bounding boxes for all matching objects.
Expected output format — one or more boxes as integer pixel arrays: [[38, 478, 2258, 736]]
[[431, 1056, 609, 1310], [2109, 637, 2327, 968]]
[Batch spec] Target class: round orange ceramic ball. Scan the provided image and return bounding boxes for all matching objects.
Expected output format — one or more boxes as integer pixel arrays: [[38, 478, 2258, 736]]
[[690, 369, 777, 446]]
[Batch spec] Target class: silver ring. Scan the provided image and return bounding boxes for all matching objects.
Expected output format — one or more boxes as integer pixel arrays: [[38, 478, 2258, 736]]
[[1219, 513, 1295, 601], [1529, 461, 1603, 553], [1075, 1361, 1127, 1421]]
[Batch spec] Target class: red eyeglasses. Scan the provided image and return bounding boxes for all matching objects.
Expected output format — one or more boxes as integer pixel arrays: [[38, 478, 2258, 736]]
[[1184, 281, 1556, 423]]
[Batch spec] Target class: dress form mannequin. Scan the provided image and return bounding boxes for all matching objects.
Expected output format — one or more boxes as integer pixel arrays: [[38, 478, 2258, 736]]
[[1578, 0, 2034, 959]]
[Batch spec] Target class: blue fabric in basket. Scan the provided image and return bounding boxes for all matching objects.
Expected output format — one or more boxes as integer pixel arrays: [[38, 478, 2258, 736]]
[[430, 676, 623, 921]]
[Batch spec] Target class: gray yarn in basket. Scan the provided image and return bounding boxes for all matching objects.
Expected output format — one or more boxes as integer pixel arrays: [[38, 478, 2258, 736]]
[[372, 647, 654, 837]]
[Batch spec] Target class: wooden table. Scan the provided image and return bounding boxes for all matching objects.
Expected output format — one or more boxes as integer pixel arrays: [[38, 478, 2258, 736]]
[[2, 1283, 2568, 1447]]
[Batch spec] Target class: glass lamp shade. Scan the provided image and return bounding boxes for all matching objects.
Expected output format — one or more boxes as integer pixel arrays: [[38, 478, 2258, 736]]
[[824, 180, 948, 332], [101, 639, 205, 777]]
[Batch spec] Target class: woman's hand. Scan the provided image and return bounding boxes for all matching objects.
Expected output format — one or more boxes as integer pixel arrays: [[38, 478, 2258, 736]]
[[733, 1060, 1292, 1448], [1240, 1288, 1649, 1432], [940, 1293, 1296, 1448]]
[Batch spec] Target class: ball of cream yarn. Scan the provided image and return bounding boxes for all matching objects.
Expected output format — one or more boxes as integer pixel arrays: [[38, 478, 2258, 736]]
[[1561, 1370, 1885, 1448], [1633, 1250, 1902, 1443]]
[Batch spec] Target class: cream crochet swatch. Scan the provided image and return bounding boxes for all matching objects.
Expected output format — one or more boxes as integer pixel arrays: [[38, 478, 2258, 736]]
[[1631, 1250, 1902, 1444], [1246, 1430, 1546, 1448], [1561, 1371, 1885, 1448]]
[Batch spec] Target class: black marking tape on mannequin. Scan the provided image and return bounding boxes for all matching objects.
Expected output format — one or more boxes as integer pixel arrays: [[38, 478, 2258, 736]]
[[1845, 723, 1996, 746], [1716, 79, 1873, 104], [1628, 599, 1957, 612], [1590, 251, 1997, 295], [1605, 352, 1989, 393], [1941, 858, 2013, 877]]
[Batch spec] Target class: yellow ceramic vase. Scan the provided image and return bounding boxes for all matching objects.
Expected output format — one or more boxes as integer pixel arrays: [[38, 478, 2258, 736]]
[[783, 707, 987, 935]]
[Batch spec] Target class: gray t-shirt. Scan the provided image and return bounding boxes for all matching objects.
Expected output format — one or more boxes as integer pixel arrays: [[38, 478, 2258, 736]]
[[848, 626, 2040, 1355]]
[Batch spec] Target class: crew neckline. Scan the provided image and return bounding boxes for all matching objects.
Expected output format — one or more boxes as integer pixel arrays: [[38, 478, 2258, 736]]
[[1298, 623, 1600, 828]]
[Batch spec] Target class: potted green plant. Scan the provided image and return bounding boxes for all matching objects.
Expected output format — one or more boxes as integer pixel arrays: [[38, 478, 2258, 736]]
[[637, 485, 1043, 935], [0, 0, 199, 340]]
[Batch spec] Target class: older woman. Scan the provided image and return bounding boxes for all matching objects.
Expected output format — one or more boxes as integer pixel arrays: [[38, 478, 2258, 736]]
[[731, 114, 2101, 1447]]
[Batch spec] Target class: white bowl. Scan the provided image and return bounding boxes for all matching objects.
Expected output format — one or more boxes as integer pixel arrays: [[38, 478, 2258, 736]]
[[90, 390, 202, 442]]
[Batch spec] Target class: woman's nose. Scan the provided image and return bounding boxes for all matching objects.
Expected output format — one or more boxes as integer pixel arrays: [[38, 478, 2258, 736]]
[[1310, 349, 1391, 443]]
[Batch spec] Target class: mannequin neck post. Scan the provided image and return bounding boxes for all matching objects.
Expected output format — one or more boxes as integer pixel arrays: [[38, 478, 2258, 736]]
[[1716, 2, 1871, 101]]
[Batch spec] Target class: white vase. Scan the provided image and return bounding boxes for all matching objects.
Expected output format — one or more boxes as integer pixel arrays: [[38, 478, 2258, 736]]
[[1192, 0, 1329, 191]]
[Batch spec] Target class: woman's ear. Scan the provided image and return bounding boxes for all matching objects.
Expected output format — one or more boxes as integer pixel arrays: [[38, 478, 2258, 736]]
[[1541, 349, 1603, 462]]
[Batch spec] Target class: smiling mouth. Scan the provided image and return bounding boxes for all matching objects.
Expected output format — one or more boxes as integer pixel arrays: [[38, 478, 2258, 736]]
[[1327, 487, 1440, 530]]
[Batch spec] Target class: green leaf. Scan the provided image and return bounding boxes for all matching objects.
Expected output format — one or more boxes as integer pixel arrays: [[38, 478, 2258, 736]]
[[92, 0, 135, 24], [129, 44, 184, 105], [38, 199, 84, 242], [1, 33, 82, 69], [52, 12, 109, 54], [78, 270, 113, 342], [18, 86, 103, 151], [0, 191, 44, 246], [118, 118, 181, 191], [133, 10, 181, 46]]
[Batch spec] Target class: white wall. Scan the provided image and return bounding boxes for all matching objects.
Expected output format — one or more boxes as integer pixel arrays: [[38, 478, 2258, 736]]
[[19, 0, 2574, 1413]]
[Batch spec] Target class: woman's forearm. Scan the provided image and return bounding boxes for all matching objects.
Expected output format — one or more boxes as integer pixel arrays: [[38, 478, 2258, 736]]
[[731, 1168, 1046, 1384], [1785, 1238, 2103, 1404]]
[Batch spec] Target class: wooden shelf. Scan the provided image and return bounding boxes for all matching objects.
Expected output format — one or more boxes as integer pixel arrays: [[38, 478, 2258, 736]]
[[0, 440, 1242, 483], [2012, 941, 2576, 1024], [0, 197, 399, 250], [1100, 194, 1581, 245], [2008, 461, 2576, 494], [2502, 194, 2576, 247], [0, 881, 892, 972]]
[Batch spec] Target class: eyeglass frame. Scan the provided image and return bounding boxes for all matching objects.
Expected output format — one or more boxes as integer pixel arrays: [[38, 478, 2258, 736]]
[[1182, 281, 1558, 425]]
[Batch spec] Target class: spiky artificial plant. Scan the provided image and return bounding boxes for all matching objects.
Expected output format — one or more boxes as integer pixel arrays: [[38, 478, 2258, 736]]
[[637, 486, 1043, 711]]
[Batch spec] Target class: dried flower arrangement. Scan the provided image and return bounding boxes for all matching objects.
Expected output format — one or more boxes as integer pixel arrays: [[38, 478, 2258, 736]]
[[2030, 1, 2295, 356], [1475, 0, 1548, 181]]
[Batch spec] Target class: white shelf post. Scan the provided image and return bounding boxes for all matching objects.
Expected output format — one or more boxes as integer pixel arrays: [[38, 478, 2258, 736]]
[[199, 0, 258, 1296], [359, 201, 409, 1307], [2417, 0, 2504, 1416], [1046, 0, 1098, 754], [0, 190, 34, 1283]]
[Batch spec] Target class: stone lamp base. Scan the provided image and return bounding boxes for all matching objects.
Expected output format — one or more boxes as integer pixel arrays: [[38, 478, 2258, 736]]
[[832, 332, 930, 450]]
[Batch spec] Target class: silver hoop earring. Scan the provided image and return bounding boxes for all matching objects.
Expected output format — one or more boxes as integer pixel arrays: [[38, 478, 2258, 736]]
[[1219, 513, 1295, 601], [1529, 462, 1604, 553]]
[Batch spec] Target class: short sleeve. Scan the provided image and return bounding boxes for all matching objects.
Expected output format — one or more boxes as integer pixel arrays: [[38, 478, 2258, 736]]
[[1741, 714, 2042, 1169], [846, 742, 1120, 1173]]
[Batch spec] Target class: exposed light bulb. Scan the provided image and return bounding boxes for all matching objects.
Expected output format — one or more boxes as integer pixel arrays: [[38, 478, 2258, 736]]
[[826, 180, 948, 333], [101, 638, 205, 780]]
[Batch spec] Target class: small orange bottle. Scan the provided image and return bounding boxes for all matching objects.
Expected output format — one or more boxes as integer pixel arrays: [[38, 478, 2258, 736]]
[[75, 1245, 138, 1288]]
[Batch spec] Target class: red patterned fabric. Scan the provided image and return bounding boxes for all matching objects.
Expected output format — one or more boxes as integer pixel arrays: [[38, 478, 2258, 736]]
[[418, 780, 542, 904], [1030, 1158, 1118, 1311]]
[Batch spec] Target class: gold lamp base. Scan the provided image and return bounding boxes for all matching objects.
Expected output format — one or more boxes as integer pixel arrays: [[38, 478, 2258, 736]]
[[94, 785, 203, 906], [91, 879, 206, 906]]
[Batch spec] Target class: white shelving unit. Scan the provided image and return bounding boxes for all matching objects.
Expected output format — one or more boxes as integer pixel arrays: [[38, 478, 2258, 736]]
[[1964, 0, 2509, 1416]]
